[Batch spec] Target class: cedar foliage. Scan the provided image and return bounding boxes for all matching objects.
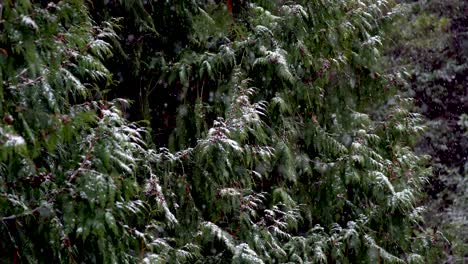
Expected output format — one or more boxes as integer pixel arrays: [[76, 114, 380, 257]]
[[0, 0, 441, 263]]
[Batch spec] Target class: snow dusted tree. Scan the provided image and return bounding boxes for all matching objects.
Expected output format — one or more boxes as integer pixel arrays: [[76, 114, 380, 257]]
[[0, 0, 441, 263]]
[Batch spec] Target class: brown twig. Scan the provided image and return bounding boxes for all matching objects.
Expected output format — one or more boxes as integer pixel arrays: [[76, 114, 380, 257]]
[[68, 136, 98, 183], [0, 206, 43, 222]]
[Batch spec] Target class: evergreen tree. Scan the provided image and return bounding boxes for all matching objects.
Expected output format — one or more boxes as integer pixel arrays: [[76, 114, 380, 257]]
[[0, 0, 443, 263], [0, 1, 160, 262]]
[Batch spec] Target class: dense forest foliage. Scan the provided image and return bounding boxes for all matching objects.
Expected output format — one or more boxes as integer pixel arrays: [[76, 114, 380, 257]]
[[386, 0, 468, 261], [0, 0, 465, 263]]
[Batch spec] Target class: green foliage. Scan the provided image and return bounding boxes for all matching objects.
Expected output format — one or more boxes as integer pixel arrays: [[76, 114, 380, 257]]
[[386, 0, 468, 261], [0, 1, 160, 263], [0, 0, 443, 263]]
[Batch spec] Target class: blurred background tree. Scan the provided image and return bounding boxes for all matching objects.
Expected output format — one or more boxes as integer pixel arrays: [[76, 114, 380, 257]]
[[385, 0, 468, 262]]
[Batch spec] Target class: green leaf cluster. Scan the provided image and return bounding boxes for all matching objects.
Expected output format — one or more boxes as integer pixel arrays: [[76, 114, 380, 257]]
[[0, 0, 442, 263]]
